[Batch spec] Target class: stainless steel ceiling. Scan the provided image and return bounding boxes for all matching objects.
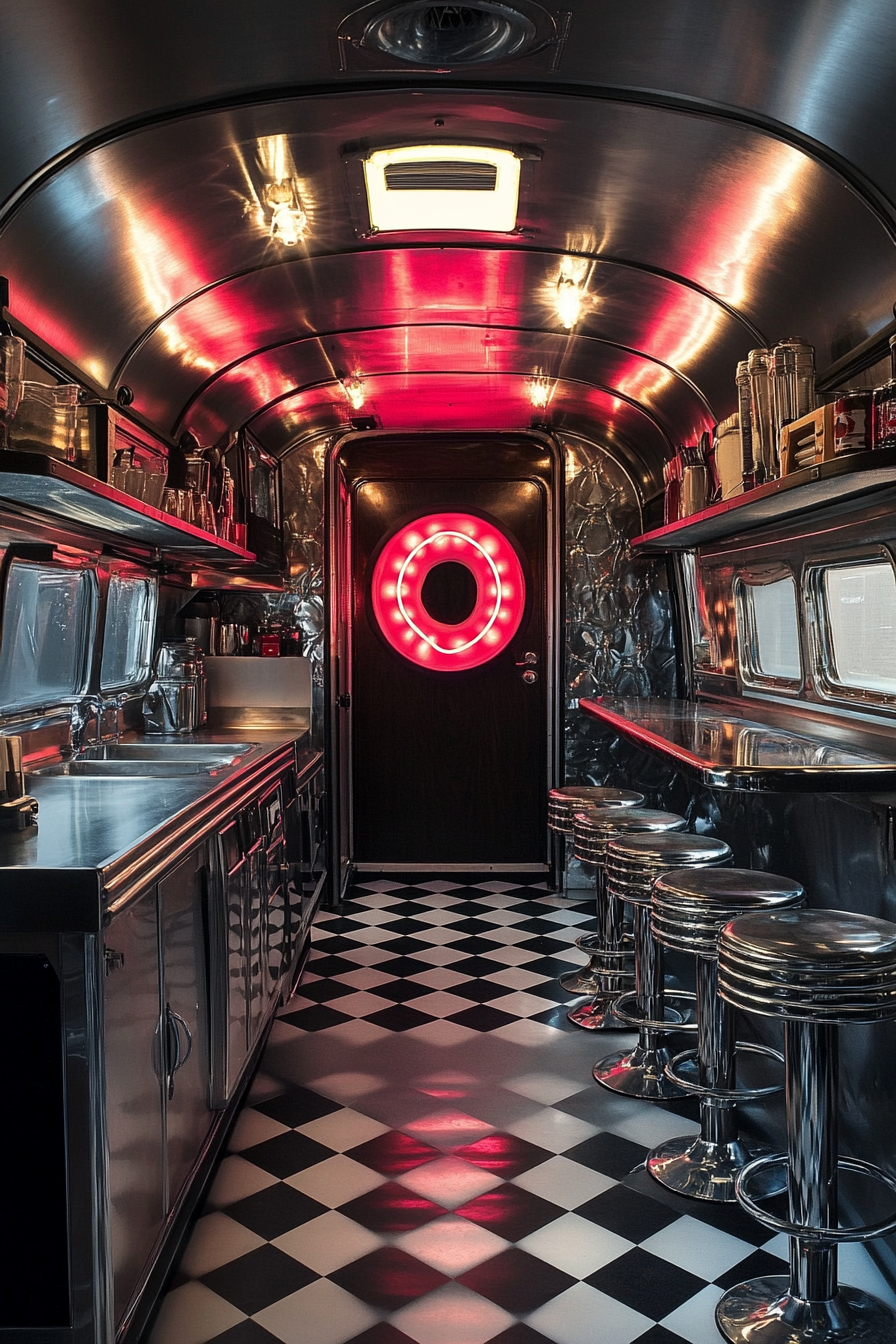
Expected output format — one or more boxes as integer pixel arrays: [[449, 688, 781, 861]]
[[1, 1, 895, 496]]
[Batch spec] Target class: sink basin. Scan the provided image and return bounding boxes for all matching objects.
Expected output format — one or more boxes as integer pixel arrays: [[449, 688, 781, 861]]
[[29, 741, 258, 777]]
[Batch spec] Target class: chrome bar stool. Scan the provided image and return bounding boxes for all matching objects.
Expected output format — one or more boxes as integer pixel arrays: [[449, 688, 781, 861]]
[[547, 786, 643, 897], [564, 807, 686, 1029], [593, 832, 732, 1099], [716, 908, 896, 1344], [646, 868, 804, 1202]]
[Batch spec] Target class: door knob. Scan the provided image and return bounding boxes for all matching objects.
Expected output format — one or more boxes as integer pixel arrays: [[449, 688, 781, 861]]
[[516, 652, 538, 666], [522, 669, 538, 684]]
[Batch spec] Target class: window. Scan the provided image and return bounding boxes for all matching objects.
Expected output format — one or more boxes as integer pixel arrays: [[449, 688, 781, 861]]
[[100, 571, 157, 692], [737, 574, 802, 686], [0, 559, 97, 712], [681, 553, 720, 671], [816, 560, 896, 697]]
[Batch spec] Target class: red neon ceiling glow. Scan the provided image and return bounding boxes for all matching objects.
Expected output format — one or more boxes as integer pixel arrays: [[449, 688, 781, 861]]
[[371, 512, 526, 671]]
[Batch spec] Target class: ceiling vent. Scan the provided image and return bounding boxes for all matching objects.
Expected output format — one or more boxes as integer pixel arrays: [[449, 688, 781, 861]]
[[337, 1, 563, 70], [362, 144, 523, 232]]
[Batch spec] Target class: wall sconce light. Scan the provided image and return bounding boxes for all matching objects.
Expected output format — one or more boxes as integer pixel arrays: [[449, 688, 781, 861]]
[[555, 257, 589, 329], [341, 373, 366, 410], [264, 180, 307, 245], [527, 373, 553, 408]]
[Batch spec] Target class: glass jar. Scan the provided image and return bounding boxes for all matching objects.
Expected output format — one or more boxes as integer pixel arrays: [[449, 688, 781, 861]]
[[747, 348, 776, 481]]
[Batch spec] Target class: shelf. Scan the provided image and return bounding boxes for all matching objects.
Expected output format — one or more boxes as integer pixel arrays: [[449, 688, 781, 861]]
[[579, 695, 896, 791], [0, 451, 256, 564], [632, 448, 896, 551]]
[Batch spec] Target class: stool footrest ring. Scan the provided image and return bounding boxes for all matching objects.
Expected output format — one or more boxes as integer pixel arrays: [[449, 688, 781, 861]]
[[736, 1154, 896, 1244], [613, 988, 699, 1033], [665, 1043, 785, 1101]]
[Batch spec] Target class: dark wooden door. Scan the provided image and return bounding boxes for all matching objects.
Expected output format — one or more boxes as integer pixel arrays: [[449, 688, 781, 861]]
[[347, 455, 550, 868]]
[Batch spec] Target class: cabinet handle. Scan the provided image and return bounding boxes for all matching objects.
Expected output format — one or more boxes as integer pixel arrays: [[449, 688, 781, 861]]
[[164, 1004, 193, 1099]]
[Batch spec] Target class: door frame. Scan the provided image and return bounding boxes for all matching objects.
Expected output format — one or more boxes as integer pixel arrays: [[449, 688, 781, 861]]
[[325, 429, 563, 900]]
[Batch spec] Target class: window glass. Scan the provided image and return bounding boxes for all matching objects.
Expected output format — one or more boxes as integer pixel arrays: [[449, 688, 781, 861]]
[[100, 572, 157, 691], [681, 553, 719, 670], [0, 561, 96, 712], [740, 577, 801, 682], [823, 561, 896, 694]]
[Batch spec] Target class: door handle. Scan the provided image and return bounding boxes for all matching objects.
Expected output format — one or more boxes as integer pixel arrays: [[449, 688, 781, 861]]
[[164, 1004, 193, 1099], [521, 669, 538, 684], [336, 693, 351, 709], [515, 652, 538, 666]]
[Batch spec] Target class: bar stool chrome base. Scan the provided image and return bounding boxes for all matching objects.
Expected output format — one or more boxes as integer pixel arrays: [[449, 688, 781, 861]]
[[715, 1276, 896, 1344], [592, 1042, 685, 1099], [648, 1134, 777, 1203], [567, 995, 633, 1030]]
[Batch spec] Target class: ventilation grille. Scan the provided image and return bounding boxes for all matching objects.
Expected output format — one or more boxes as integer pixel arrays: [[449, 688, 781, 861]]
[[383, 160, 499, 191], [362, 2, 538, 66]]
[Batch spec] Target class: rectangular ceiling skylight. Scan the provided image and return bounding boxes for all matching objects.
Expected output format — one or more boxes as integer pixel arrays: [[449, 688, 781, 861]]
[[363, 144, 521, 233]]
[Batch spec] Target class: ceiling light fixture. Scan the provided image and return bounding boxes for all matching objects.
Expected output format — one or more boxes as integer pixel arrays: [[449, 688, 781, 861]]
[[527, 373, 552, 408], [555, 257, 589, 329], [363, 143, 522, 232], [264, 180, 307, 245], [341, 373, 366, 410]]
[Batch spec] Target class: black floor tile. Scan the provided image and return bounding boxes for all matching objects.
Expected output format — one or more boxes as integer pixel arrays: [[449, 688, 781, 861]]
[[450, 955, 518, 979], [563, 1131, 650, 1180], [575, 1183, 681, 1240], [713, 1248, 789, 1290], [486, 1325, 558, 1344], [313, 933, 368, 952], [450, 917, 507, 935], [347, 1130, 441, 1175], [202, 1245, 318, 1315], [364, 1003, 437, 1032], [338, 1180, 447, 1233], [447, 1004, 518, 1031], [452, 1133, 552, 1178], [530, 1004, 586, 1031], [256, 1087, 342, 1128], [454, 1184, 564, 1240], [458, 1247, 577, 1313], [207, 1322, 284, 1344], [375, 955, 433, 978], [586, 1247, 706, 1318], [632, 1327, 694, 1344], [240, 1130, 334, 1179], [523, 955, 578, 977], [378, 936, 431, 956], [382, 917, 432, 935], [623, 1167, 775, 1246], [342, 1325, 420, 1344], [329, 1247, 448, 1310], [525, 978, 583, 1004], [450, 979, 519, 1004], [279, 1003, 352, 1031], [226, 1182, 328, 1238], [450, 935, 507, 955], [303, 954, 361, 978], [368, 980, 434, 1003], [294, 978, 357, 1004]]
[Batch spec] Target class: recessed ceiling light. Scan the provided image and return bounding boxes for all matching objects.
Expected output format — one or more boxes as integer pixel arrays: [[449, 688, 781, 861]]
[[363, 143, 521, 232], [341, 373, 366, 409], [527, 373, 552, 408]]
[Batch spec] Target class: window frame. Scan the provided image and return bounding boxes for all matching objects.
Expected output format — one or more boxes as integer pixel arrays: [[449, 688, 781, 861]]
[[98, 563, 158, 695], [734, 563, 804, 695], [0, 552, 98, 715], [805, 547, 896, 710]]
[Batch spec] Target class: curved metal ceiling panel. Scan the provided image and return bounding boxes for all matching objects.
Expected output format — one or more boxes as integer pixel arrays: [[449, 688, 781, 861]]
[[179, 323, 706, 452]]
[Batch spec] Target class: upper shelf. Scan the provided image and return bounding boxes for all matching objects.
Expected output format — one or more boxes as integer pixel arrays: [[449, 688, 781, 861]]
[[0, 451, 256, 564], [632, 448, 896, 551]]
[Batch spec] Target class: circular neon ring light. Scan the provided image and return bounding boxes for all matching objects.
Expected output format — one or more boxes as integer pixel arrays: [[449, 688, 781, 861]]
[[371, 511, 526, 671]]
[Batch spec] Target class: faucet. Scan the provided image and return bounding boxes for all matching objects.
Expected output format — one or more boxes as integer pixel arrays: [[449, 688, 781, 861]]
[[68, 695, 102, 756]]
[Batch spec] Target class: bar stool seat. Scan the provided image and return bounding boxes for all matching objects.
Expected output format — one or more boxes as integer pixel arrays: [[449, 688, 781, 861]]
[[646, 868, 804, 1202], [548, 786, 644, 898], [592, 832, 732, 1099], [564, 807, 686, 1026], [715, 908, 896, 1344]]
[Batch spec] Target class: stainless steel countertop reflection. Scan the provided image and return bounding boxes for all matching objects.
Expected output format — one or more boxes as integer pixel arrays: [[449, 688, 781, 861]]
[[580, 697, 896, 791], [0, 730, 316, 931]]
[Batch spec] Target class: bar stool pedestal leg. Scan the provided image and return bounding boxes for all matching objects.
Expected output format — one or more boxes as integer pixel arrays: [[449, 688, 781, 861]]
[[567, 877, 633, 1028], [716, 1021, 896, 1344]]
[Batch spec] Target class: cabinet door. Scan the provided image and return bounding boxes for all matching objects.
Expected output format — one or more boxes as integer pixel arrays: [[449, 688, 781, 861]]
[[104, 889, 165, 1327], [208, 822, 250, 1107], [261, 782, 287, 994], [158, 847, 213, 1209], [245, 835, 268, 1053]]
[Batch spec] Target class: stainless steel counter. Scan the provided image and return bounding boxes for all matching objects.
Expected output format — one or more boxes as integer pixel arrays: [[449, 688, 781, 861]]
[[579, 696, 896, 791], [0, 730, 316, 930]]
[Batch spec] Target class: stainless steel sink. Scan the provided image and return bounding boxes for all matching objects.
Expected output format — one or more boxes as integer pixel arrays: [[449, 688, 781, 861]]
[[30, 741, 258, 777]]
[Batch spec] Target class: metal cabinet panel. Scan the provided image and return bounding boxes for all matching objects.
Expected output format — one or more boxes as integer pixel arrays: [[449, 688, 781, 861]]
[[261, 782, 287, 995], [158, 847, 213, 1210], [242, 800, 268, 1053], [208, 819, 250, 1108], [103, 889, 165, 1328]]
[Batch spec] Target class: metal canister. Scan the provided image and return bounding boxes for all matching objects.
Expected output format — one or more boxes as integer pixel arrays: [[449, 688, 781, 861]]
[[833, 388, 873, 455], [872, 380, 896, 450]]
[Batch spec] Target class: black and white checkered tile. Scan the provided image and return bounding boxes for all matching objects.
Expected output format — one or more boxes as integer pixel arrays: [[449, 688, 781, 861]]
[[149, 880, 896, 1344]]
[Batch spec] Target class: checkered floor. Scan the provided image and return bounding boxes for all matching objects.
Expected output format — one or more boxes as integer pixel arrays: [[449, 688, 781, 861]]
[[148, 879, 896, 1344]]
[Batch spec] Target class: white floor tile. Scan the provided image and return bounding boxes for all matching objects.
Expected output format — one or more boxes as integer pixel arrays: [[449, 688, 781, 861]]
[[338, 944, 396, 966], [505, 1071, 589, 1104], [518, 1212, 633, 1278], [351, 892, 403, 908], [484, 966, 550, 989], [660, 1283, 727, 1344], [348, 908, 403, 925], [398, 1155, 503, 1208], [474, 909, 530, 926], [837, 1243, 896, 1310], [321, 1019, 394, 1045], [147, 1281, 245, 1344], [605, 1106, 701, 1147], [329, 990, 394, 1017], [505, 1108, 600, 1152], [413, 908, 467, 925], [285, 1154, 385, 1206], [472, 881, 521, 892], [340, 925, 403, 945], [391, 1281, 515, 1344], [396, 1213, 508, 1274], [354, 879, 407, 891], [477, 946, 542, 966], [254, 1278, 380, 1344], [489, 1019, 567, 1047], [539, 908, 594, 926], [488, 990, 557, 1018], [408, 966, 473, 989], [402, 1107, 495, 1146], [412, 1069, 480, 1099], [641, 1215, 756, 1281], [205, 1155, 277, 1209], [412, 926, 469, 946], [307, 1071, 385, 1101], [227, 1107, 289, 1152], [414, 880, 464, 892], [407, 1019, 481, 1046], [411, 944, 471, 966], [512, 1155, 616, 1209], [526, 1282, 651, 1344], [273, 1210, 383, 1274], [178, 1212, 265, 1278], [411, 892, 460, 907], [333, 966, 395, 989], [297, 1106, 389, 1151], [407, 990, 479, 1018], [266, 1019, 305, 1045]]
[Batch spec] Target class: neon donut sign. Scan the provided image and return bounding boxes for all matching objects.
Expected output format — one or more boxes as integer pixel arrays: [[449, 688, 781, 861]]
[[371, 512, 526, 671]]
